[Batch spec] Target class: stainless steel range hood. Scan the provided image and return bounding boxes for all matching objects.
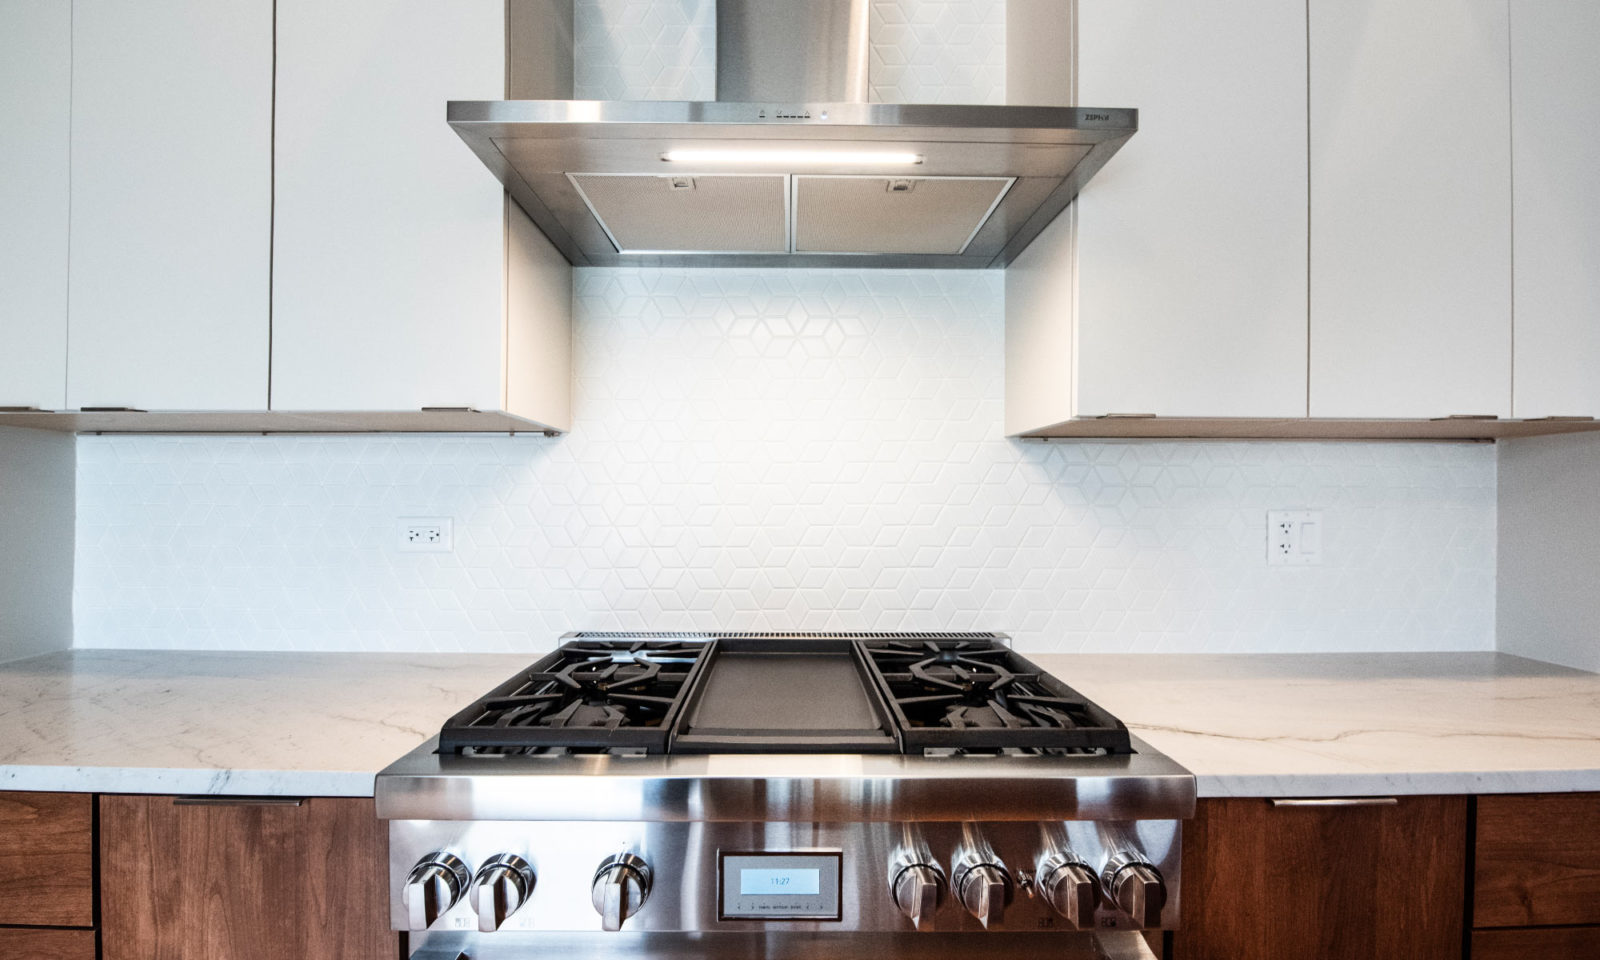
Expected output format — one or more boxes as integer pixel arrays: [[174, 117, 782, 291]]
[[450, 1, 1136, 269]]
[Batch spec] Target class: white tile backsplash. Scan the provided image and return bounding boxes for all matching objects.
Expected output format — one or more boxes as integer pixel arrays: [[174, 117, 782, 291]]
[[870, 0, 1007, 104], [73, 268, 1497, 655]]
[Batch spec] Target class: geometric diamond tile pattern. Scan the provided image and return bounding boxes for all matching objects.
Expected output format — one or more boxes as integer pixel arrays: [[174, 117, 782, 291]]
[[870, 0, 1006, 104], [73, 268, 1497, 655], [574, 0, 717, 101]]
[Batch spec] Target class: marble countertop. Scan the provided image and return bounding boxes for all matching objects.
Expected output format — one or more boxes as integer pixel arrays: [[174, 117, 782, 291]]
[[0, 649, 1595, 798], [0, 649, 528, 796], [1036, 652, 1600, 797]]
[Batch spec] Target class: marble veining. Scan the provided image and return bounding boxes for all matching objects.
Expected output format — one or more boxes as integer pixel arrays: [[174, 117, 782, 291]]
[[1, 650, 1596, 798]]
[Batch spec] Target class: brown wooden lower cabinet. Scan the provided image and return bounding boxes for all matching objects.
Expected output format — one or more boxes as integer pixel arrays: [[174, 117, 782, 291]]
[[0, 928, 97, 960], [99, 795, 395, 960], [1472, 926, 1600, 960], [1170, 796, 1468, 960], [1475, 793, 1600, 928], [0, 790, 95, 927]]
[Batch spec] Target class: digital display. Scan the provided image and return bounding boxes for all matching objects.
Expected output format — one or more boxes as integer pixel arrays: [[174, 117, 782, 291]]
[[739, 868, 822, 896], [719, 852, 843, 921]]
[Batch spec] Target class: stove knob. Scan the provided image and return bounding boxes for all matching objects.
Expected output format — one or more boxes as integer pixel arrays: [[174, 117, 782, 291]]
[[1103, 855, 1167, 927], [1036, 855, 1100, 930], [591, 853, 651, 931], [953, 862, 1013, 929], [403, 851, 471, 930], [890, 863, 946, 930], [470, 854, 535, 932]]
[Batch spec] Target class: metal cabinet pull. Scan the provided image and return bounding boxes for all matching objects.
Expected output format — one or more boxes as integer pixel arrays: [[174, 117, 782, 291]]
[[1269, 798, 1399, 808], [173, 796, 306, 806]]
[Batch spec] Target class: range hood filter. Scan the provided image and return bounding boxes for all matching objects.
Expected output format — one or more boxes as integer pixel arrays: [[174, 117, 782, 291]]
[[569, 174, 788, 254], [793, 176, 1014, 255]]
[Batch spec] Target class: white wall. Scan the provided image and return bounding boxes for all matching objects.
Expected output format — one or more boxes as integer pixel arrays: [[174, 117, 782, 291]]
[[72, 268, 1498, 654], [0, 427, 74, 662], [1497, 433, 1600, 671]]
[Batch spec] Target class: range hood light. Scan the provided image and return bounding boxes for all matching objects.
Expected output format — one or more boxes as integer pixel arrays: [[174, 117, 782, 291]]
[[659, 148, 924, 166]]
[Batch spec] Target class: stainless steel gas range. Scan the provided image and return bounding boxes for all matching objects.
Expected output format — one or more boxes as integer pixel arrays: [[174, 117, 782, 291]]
[[375, 633, 1196, 960]]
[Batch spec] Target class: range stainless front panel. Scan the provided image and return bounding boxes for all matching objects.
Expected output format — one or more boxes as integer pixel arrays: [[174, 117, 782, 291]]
[[377, 737, 1196, 823], [388, 818, 1182, 933]]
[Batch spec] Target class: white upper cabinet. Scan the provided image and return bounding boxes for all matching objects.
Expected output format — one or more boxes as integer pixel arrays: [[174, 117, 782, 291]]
[[1509, 0, 1600, 419], [271, 0, 514, 415], [1072, 0, 1310, 419], [1308, 0, 1512, 419], [67, 0, 272, 410], [0, 0, 69, 411]]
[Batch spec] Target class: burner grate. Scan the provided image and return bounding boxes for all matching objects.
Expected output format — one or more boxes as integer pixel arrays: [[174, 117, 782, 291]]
[[437, 639, 714, 754], [859, 638, 1133, 754]]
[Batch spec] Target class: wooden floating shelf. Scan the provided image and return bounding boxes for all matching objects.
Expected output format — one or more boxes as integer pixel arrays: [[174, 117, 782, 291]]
[[1015, 417, 1600, 442], [0, 410, 560, 436]]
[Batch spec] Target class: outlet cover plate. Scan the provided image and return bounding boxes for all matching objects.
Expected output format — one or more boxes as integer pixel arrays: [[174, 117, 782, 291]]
[[398, 517, 453, 553], [1267, 510, 1322, 566]]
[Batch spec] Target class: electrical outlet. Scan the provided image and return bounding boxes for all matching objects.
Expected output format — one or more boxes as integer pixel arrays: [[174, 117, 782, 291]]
[[1267, 510, 1322, 566], [398, 518, 452, 553]]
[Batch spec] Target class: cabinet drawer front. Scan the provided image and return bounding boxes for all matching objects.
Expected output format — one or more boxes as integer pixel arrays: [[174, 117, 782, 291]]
[[101, 794, 394, 960], [1475, 793, 1600, 927], [1174, 795, 1467, 960], [0, 929, 96, 960], [1473, 926, 1600, 960], [0, 791, 94, 926]]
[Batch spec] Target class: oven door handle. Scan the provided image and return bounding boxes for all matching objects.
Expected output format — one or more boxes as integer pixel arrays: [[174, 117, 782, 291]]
[[1096, 931, 1162, 960]]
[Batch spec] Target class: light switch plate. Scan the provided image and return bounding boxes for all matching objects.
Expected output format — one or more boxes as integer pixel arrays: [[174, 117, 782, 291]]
[[1267, 510, 1322, 566]]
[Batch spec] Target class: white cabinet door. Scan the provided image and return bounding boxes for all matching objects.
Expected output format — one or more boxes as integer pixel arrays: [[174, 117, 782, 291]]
[[1074, 0, 1309, 418], [271, 0, 506, 412], [67, 0, 272, 410], [1308, 0, 1512, 419], [0, 0, 70, 410], [1509, 0, 1600, 419]]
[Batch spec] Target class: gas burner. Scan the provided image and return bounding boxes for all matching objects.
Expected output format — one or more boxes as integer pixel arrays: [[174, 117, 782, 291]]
[[483, 655, 674, 730]]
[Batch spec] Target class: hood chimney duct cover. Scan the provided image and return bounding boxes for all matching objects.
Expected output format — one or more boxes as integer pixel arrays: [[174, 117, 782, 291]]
[[715, 0, 871, 102]]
